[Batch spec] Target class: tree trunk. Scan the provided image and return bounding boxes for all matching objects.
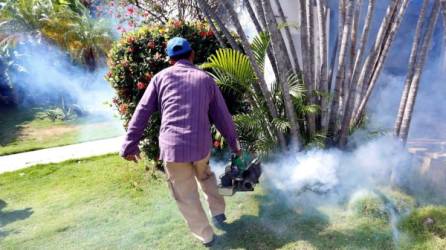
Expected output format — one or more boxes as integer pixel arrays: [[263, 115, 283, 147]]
[[196, 0, 241, 51], [339, 0, 376, 146], [220, 0, 288, 150], [353, 0, 410, 126], [394, 0, 428, 137], [349, 0, 375, 117], [326, 0, 353, 144], [399, 0, 441, 142], [262, 0, 302, 149], [245, 0, 280, 79], [349, 0, 362, 73], [201, 5, 226, 48], [273, 0, 302, 72], [306, 0, 317, 135], [316, 0, 328, 131]]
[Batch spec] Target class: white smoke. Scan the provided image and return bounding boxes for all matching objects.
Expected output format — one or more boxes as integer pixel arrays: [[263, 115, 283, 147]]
[[263, 136, 412, 200]]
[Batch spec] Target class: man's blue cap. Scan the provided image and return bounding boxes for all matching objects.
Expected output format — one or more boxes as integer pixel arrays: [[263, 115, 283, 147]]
[[166, 37, 192, 57]]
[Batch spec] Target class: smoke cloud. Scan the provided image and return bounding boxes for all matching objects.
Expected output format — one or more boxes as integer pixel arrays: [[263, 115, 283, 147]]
[[12, 42, 113, 115], [262, 136, 411, 203]]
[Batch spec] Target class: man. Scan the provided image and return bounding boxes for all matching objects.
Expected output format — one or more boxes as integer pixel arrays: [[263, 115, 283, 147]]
[[120, 37, 241, 247]]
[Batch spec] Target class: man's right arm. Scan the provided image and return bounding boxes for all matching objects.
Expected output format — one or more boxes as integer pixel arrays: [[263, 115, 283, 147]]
[[208, 77, 240, 154], [120, 78, 158, 158]]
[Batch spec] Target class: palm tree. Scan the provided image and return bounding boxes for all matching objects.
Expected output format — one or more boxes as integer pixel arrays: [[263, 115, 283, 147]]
[[393, 0, 429, 137], [261, 0, 302, 149], [398, 0, 441, 142], [219, 0, 288, 150], [202, 33, 316, 155], [0, 0, 113, 71]]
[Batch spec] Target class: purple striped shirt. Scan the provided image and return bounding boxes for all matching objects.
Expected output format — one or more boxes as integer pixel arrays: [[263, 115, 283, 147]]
[[120, 60, 239, 162]]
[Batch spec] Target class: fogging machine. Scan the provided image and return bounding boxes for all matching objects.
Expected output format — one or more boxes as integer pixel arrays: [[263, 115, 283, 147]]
[[218, 154, 262, 196]]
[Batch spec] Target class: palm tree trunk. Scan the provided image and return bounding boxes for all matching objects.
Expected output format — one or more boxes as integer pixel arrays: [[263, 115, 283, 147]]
[[245, 0, 280, 79], [349, 0, 375, 116], [201, 5, 226, 48], [306, 0, 317, 135], [353, 0, 410, 126], [299, 0, 311, 92], [399, 0, 441, 142], [349, 0, 362, 73], [196, 0, 241, 51], [394, 0, 429, 137], [339, 0, 376, 146], [316, 0, 328, 131], [262, 0, 302, 149], [273, 0, 302, 72], [326, 0, 353, 144], [220, 0, 287, 150]]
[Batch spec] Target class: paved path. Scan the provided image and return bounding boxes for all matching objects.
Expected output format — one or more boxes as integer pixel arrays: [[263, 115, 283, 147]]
[[0, 136, 124, 174]]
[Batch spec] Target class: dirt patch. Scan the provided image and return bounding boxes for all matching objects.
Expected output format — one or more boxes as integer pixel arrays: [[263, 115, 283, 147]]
[[18, 125, 79, 141]]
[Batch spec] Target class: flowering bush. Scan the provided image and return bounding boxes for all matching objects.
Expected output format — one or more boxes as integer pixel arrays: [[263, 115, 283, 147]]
[[106, 20, 226, 162]]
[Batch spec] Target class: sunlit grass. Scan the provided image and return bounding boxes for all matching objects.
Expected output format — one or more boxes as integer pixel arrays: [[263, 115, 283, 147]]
[[0, 107, 123, 156], [1, 154, 445, 249]]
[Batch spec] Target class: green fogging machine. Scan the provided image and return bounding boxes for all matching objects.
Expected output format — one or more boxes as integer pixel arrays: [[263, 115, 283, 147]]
[[218, 153, 262, 196]]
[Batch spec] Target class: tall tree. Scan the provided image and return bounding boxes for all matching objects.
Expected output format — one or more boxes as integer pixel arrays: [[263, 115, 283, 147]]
[[196, 0, 416, 150], [399, 0, 441, 142], [262, 0, 302, 148], [394, 0, 429, 137], [219, 0, 288, 149], [195, 0, 241, 51]]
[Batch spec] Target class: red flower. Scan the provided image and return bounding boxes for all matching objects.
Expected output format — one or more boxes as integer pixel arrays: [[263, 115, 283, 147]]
[[213, 140, 221, 148], [127, 6, 134, 15], [119, 104, 128, 114], [145, 72, 153, 81], [126, 36, 135, 44], [137, 81, 146, 90], [207, 30, 214, 37], [106, 71, 113, 78], [199, 31, 207, 38], [173, 20, 182, 28], [147, 41, 156, 49]]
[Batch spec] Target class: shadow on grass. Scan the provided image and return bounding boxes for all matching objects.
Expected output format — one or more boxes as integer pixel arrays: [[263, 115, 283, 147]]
[[0, 199, 33, 238], [0, 107, 41, 146], [212, 193, 394, 250]]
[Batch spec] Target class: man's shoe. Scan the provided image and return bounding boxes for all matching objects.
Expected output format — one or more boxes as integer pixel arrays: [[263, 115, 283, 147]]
[[212, 214, 226, 227], [203, 235, 215, 248]]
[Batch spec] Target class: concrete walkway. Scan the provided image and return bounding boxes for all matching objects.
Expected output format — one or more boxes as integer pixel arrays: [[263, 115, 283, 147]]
[[0, 136, 124, 174]]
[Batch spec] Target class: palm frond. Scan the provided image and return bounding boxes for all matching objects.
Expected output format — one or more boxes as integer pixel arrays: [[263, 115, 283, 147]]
[[272, 117, 290, 133], [250, 31, 270, 72], [201, 48, 255, 90]]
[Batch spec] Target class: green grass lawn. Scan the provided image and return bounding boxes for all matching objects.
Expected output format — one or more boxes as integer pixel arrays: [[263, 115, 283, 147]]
[[0, 154, 445, 249], [0, 107, 123, 156]]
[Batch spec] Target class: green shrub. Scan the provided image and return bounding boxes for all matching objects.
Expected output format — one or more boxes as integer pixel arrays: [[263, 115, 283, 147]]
[[399, 206, 446, 239], [379, 188, 416, 215], [348, 190, 388, 220], [106, 20, 226, 162]]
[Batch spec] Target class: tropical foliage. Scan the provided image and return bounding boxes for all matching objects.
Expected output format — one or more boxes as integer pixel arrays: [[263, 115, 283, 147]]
[[202, 32, 318, 156], [0, 0, 113, 70], [197, 0, 441, 148], [106, 20, 227, 162]]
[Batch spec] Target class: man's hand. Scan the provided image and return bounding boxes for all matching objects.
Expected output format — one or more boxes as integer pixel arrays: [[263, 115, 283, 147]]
[[124, 153, 141, 163]]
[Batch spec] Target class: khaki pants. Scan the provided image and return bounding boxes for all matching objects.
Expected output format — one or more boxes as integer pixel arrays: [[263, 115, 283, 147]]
[[164, 153, 225, 243]]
